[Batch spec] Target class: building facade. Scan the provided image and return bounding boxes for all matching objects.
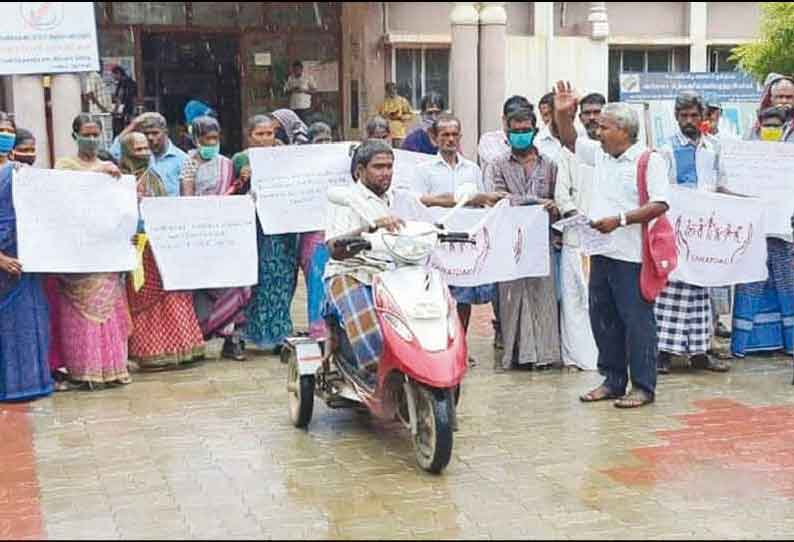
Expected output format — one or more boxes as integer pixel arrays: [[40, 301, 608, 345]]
[[1, 2, 762, 165]]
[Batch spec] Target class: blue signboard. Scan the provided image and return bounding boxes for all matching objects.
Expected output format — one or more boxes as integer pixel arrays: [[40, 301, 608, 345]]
[[620, 72, 762, 103]]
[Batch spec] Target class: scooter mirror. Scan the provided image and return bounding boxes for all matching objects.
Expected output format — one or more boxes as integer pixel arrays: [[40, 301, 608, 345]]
[[327, 186, 354, 207]]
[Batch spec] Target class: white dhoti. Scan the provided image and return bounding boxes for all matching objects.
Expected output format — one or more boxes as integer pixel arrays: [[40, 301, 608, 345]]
[[560, 243, 598, 370]]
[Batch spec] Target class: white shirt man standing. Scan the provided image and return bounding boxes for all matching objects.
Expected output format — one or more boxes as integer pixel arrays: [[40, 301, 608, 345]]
[[284, 61, 317, 123], [553, 92, 606, 372], [555, 81, 670, 409]]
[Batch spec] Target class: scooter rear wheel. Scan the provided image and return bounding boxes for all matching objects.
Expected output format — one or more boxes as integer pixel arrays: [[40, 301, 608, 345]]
[[413, 386, 453, 474], [287, 353, 315, 428]]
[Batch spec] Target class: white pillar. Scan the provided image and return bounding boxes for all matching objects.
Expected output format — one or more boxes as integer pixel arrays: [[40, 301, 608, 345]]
[[584, 2, 610, 97], [689, 2, 708, 72], [50, 74, 82, 161], [533, 1, 555, 102], [450, 2, 479, 159], [4, 76, 50, 168], [478, 2, 507, 136]]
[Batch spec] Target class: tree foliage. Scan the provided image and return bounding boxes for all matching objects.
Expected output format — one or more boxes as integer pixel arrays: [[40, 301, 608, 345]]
[[731, 3, 794, 82]]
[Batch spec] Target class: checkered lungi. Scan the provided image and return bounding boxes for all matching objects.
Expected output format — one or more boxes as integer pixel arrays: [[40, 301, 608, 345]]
[[655, 280, 712, 356], [324, 275, 383, 371]]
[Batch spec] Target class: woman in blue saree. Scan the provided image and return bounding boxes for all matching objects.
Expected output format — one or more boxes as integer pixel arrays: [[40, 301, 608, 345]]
[[0, 112, 53, 401]]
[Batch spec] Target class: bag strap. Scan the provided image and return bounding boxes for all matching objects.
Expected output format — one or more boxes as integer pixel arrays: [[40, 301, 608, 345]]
[[636, 150, 652, 207], [637, 150, 653, 258]]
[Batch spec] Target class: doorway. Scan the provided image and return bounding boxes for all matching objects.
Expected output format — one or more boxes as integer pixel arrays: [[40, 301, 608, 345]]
[[141, 32, 242, 155]]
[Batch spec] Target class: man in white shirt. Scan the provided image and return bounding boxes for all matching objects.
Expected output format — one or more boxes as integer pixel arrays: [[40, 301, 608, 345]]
[[555, 81, 670, 409], [416, 114, 504, 342], [554, 92, 605, 372], [284, 61, 317, 123]]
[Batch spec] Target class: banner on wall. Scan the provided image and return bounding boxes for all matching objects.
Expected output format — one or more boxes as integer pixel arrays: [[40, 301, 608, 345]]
[[0, 3, 100, 75]]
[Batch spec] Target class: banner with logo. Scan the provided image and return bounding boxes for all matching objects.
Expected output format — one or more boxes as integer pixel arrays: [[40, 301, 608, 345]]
[[424, 203, 550, 287], [667, 187, 768, 287], [0, 3, 100, 75]]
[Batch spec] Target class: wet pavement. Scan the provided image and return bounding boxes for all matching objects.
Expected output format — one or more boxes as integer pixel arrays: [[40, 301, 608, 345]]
[[2, 301, 794, 540]]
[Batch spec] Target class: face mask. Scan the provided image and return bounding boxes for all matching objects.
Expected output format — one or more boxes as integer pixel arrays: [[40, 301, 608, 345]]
[[508, 130, 536, 151], [14, 153, 35, 166], [0, 133, 16, 155], [760, 126, 783, 142], [76, 136, 101, 155], [199, 144, 220, 160]]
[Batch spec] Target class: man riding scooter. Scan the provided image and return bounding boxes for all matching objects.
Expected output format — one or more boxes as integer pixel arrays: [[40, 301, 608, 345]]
[[323, 139, 504, 386]]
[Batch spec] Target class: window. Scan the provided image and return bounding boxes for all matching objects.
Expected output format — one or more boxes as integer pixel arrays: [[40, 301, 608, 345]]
[[608, 47, 690, 101], [708, 47, 738, 73], [393, 48, 450, 111], [112, 2, 186, 25]]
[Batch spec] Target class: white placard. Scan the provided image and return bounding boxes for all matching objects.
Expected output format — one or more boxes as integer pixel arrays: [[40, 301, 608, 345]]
[[424, 205, 550, 287], [12, 168, 137, 272], [141, 196, 257, 291], [0, 3, 100, 75], [667, 187, 768, 287], [250, 143, 353, 235], [721, 139, 794, 237], [391, 149, 436, 192]]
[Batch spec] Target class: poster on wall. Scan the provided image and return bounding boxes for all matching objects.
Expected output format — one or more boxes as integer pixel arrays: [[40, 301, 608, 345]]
[[304, 60, 339, 93], [0, 2, 100, 75]]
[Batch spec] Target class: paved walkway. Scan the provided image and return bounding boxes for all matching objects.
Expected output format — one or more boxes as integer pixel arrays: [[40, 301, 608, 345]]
[[2, 303, 794, 540]]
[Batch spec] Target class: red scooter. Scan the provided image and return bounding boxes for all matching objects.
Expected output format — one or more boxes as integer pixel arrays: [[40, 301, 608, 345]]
[[283, 216, 470, 474]]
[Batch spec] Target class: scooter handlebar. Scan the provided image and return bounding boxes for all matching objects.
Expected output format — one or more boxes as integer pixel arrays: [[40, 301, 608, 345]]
[[438, 232, 475, 245]]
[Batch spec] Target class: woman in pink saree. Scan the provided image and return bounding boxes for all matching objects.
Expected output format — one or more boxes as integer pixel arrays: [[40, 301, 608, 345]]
[[52, 114, 132, 390]]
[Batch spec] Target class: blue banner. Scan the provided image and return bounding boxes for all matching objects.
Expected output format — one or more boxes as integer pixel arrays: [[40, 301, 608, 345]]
[[620, 72, 762, 103]]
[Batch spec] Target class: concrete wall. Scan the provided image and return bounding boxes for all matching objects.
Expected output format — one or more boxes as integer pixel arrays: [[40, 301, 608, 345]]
[[555, 2, 592, 37], [506, 2, 533, 36], [707, 2, 761, 40], [506, 35, 609, 105], [607, 2, 689, 38], [342, 3, 388, 139], [387, 2, 453, 34]]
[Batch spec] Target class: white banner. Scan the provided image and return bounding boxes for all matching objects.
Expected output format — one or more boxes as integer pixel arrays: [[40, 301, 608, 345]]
[[720, 139, 794, 238], [12, 168, 138, 272], [251, 144, 436, 234], [141, 196, 258, 291], [0, 3, 100, 75], [667, 187, 768, 287], [425, 205, 550, 287]]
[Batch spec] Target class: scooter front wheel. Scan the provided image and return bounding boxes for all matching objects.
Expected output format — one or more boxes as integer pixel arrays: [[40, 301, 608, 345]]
[[287, 353, 315, 428], [413, 386, 453, 474]]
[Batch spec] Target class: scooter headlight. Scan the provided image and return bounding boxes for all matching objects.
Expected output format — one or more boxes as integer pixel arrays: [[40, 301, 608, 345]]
[[382, 231, 437, 263]]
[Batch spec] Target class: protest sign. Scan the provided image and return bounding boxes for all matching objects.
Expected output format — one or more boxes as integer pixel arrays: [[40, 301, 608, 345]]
[[13, 168, 138, 272], [720, 139, 794, 238], [251, 143, 437, 234], [0, 3, 100, 75], [425, 204, 550, 287], [392, 149, 436, 192], [250, 143, 353, 234], [141, 196, 257, 291], [667, 187, 768, 287]]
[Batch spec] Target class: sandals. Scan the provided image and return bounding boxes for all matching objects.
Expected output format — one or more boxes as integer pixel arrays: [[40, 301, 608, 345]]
[[579, 385, 622, 403], [692, 354, 731, 373], [614, 390, 654, 409]]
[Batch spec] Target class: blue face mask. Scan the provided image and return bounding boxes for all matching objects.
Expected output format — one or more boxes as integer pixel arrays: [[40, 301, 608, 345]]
[[0, 132, 16, 155], [508, 130, 536, 151], [199, 144, 220, 161]]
